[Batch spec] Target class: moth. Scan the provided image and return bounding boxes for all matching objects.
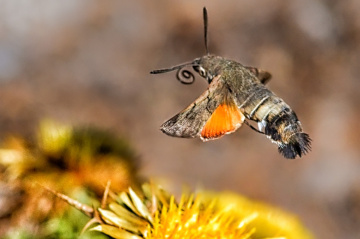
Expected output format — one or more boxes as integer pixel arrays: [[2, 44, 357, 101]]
[[151, 7, 311, 159]]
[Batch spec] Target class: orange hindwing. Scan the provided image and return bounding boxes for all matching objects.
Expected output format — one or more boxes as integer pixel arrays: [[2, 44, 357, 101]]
[[200, 100, 245, 141]]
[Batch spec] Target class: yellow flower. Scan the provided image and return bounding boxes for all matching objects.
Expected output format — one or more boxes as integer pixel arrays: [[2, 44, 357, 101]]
[[90, 184, 313, 239]]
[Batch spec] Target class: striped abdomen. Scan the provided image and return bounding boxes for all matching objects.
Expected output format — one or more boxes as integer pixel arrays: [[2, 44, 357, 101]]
[[241, 89, 311, 159]]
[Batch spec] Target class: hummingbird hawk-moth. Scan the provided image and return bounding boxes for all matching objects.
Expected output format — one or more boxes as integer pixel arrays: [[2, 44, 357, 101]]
[[151, 7, 311, 159]]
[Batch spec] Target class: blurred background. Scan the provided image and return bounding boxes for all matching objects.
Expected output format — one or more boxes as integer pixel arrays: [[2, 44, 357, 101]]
[[0, 0, 359, 238]]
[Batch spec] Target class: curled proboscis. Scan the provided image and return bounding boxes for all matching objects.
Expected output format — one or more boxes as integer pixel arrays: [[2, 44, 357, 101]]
[[176, 68, 195, 85]]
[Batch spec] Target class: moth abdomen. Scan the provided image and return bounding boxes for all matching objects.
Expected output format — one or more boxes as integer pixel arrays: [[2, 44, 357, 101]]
[[240, 89, 311, 159], [263, 108, 311, 159], [278, 132, 311, 159]]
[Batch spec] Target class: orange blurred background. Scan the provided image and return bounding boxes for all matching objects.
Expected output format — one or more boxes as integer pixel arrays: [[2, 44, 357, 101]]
[[0, 1, 359, 238]]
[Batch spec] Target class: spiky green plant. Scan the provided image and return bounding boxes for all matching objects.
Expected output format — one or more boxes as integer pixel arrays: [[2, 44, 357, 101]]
[[0, 120, 140, 238]]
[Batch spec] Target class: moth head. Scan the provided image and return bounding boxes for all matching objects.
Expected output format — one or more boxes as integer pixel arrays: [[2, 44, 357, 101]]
[[150, 8, 215, 84], [192, 62, 214, 84], [193, 55, 221, 83]]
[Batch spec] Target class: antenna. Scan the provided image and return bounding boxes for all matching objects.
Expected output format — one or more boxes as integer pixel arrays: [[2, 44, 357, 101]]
[[150, 61, 198, 85], [150, 61, 194, 74], [203, 7, 209, 55], [150, 60, 198, 85]]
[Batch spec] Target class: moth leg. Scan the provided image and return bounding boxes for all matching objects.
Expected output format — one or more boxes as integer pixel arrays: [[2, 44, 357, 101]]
[[245, 66, 272, 85], [244, 120, 264, 134]]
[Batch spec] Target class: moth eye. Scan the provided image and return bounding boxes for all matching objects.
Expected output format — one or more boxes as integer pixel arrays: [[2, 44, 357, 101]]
[[199, 67, 207, 77], [207, 74, 214, 83], [193, 65, 199, 72]]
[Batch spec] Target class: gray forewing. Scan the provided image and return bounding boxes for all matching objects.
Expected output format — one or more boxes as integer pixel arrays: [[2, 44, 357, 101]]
[[160, 75, 226, 138]]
